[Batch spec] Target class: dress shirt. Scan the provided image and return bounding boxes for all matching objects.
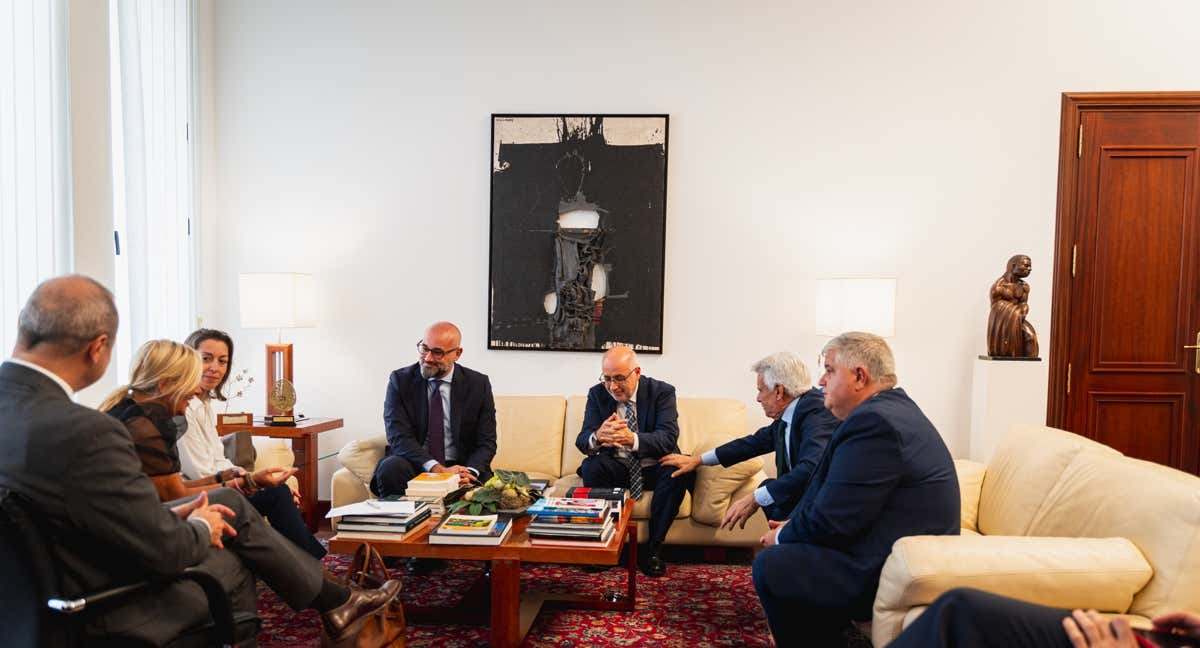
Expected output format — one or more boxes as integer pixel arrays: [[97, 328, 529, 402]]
[[701, 396, 799, 507], [179, 397, 237, 480]]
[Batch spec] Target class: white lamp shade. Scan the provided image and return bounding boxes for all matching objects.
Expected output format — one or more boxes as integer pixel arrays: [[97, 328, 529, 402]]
[[238, 273, 316, 328], [815, 278, 896, 337]]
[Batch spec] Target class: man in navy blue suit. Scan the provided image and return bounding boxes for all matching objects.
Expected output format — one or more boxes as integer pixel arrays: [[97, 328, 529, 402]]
[[371, 321, 497, 498], [575, 345, 693, 577], [660, 351, 838, 526], [753, 332, 960, 646]]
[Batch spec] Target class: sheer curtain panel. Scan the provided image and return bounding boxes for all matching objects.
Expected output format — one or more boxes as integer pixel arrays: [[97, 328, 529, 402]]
[[0, 0, 72, 356], [110, 0, 196, 372]]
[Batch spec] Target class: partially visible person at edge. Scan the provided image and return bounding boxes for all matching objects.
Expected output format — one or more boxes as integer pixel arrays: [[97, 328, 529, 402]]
[[660, 351, 838, 527], [889, 587, 1200, 648], [753, 331, 961, 647], [177, 328, 326, 559]]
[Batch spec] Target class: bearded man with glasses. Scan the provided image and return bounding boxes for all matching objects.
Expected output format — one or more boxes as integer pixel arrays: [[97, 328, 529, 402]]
[[575, 345, 693, 577], [371, 321, 497, 499]]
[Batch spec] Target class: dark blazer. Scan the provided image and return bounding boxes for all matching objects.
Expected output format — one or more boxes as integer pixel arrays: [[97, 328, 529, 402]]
[[778, 387, 960, 584], [382, 362, 497, 477], [575, 375, 680, 459], [0, 362, 210, 598], [714, 388, 838, 511]]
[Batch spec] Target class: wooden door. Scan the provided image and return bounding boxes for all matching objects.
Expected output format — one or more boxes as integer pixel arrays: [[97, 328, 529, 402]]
[[1048, 93, 1200, 475]]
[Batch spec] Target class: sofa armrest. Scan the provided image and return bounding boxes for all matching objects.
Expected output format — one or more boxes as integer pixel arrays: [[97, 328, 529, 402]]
[[337, 436, 387, 485], [872, 535, 1153, 647]]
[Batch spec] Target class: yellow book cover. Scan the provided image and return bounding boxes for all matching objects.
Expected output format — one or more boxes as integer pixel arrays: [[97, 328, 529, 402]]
[[411, 472, 456, 482]]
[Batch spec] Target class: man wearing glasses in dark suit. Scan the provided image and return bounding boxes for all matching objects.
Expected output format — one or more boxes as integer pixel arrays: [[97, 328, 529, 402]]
[[371, 321, 498, 498], [575, 345, 693, 577]]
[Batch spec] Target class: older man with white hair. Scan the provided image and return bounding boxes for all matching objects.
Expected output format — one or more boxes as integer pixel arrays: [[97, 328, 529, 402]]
[[753, 332, 960, 647], [660, 351, 838, 527]]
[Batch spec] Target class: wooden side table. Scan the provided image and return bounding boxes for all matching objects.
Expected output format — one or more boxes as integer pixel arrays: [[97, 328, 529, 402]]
[[216, 417, 343, 532]]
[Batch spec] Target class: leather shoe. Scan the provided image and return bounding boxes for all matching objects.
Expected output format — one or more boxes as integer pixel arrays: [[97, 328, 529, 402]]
[[320, 579, 402, 643], [640, 551, 666, 577]]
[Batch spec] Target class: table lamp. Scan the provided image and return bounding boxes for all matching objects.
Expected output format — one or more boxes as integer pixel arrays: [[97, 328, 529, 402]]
[[238, 272, 316, 424], [815, 277, 897, 337]]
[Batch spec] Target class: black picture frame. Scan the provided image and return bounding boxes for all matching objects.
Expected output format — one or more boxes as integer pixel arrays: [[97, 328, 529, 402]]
[[488, 114, 669, 354]]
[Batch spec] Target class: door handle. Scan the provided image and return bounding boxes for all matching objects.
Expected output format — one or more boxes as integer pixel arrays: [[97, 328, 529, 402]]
[[1186, 332, 1200, 374]]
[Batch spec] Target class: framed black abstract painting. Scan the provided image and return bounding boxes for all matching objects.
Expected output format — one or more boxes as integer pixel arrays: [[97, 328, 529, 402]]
[[488, 114, 669, 353]]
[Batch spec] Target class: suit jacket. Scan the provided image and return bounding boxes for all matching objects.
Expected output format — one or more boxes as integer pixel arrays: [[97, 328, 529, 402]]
[[778, 387, 960, 583], [0, 362, 210, 598], [575, 375, 680, 459], [382, 362, 497, 477], [714, 388, 838, 511]]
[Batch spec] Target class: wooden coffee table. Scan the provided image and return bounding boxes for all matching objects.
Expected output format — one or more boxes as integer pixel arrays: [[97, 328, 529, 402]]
[[328, 499, 637, 648]]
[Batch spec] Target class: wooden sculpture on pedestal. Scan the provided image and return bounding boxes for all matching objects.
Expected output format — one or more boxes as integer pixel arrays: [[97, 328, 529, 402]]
[[987, 254, 1039, 358]]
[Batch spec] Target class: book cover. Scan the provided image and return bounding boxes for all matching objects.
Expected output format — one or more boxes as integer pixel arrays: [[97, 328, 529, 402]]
[[336, 518, 431, 542], [411, 472, 457, 483], [428, 518, 512, 546], [527, 497, 609, 517], [565, 486, 627, 501], [529, 514, 606, 525], [436, 514, 497, 535]]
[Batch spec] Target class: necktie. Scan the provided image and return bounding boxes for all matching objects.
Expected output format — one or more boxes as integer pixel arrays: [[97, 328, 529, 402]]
[[773, 419, 788, 476], [427, 379, 445, 464], [623, 402, 644, 500]]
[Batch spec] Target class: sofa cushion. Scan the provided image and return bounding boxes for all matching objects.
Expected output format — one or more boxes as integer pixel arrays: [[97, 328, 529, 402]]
[[954, 459, 987, 533], [561, 396, 590, 477], [677, 398, 746, 455], [872, 534, 1154, 647], [691, 459, 763, 527], [978, 424, 1119, 536], [338, 435, 387, 485], [493, 396, 565, 479], [1027, 452, 1200, 620]]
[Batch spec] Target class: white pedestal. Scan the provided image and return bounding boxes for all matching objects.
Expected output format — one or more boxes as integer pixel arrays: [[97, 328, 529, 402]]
[[969, 357, 1049, 463]]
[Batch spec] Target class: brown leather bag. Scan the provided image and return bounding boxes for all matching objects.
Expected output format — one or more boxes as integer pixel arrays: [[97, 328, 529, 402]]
[[335, 543, 406, 648]]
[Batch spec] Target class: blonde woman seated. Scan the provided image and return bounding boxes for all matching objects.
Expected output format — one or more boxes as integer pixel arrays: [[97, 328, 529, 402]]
[[100, 339, 325, 559]]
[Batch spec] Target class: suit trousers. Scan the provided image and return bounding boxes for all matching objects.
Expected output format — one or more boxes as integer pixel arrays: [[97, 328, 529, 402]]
[[888, 588, 1075, 648], [753, 540, 877, 647], [88, 488, 325, 644], [578, 453, 695, 546], [248, 483, 326, 559]]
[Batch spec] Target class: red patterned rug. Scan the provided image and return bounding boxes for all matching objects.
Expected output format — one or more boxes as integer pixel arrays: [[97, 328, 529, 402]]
[[255, 550, 776, 647]]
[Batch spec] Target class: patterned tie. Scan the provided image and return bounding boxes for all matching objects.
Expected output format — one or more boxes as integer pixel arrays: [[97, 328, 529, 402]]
[[773, 418, 788, 476], [427, 379, 445, 464], [623, 402, 644, 500]]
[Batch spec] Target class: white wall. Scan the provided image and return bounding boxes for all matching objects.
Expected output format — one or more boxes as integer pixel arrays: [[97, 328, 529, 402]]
[[199, 0, 1200, 498]]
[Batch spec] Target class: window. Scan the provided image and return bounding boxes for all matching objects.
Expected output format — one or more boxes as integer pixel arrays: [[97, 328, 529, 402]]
[[0, 0, 72, 356]]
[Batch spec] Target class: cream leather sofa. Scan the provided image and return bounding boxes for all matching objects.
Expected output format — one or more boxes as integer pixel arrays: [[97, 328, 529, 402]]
[[332, 396, 772, 547], [871, 424, 1200, 646]]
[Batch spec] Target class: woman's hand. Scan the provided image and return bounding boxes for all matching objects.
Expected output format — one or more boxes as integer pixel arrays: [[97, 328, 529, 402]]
[[253, 466, 299, 488]]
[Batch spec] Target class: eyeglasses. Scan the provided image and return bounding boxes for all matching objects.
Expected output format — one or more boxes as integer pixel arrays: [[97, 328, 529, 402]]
[[416, 341, 460, 360], [599, 372, 636, 384]]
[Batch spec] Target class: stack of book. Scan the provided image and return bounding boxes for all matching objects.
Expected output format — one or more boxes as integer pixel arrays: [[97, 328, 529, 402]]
[[397, 493, 450, 517], [404, 472, 462, 498], [525, 497, 616, 547], [564, 486, 626, 520], [332, 500, 432, 541], [429, 513, 512, 546]]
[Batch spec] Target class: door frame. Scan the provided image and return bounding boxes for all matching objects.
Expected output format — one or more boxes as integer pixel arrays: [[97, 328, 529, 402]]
[[1047, 91, 1200, 427]]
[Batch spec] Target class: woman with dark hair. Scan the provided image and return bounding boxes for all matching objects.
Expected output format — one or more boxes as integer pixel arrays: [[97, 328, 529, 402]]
[[181, 328, 325, 559]]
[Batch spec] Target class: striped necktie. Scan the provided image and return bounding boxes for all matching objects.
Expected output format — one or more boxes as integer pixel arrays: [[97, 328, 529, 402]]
[[623, 402, 644, 500]]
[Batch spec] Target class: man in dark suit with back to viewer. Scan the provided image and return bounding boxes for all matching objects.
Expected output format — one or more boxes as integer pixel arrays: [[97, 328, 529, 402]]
[[372, 321, 498, 497], [753, 331, 961, 647], [0, 275, 399, 646], [575, 345, 694, 577]]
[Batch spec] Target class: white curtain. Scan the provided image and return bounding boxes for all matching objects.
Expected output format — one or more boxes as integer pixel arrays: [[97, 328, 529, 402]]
[[110, 0, 196, 373], [0, 0, 72, 356]]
